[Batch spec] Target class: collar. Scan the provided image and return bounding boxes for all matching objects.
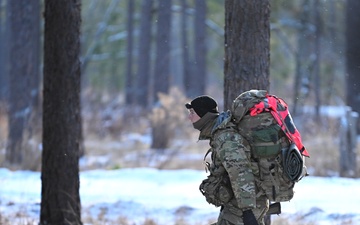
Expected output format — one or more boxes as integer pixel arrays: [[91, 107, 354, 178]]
[[193, 112, 219, 140]]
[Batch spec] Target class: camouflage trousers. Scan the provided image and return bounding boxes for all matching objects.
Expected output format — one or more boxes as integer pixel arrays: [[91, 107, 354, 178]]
[[210, 195, 269, 225]]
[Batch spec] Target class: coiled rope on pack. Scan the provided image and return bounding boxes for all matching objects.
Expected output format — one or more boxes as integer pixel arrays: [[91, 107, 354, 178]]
[[282, 143, 304, 182]]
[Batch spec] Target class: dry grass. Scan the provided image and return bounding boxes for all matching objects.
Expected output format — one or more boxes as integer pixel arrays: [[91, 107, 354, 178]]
[[297, 114, 360, 177], [1, 88, 359, 176]]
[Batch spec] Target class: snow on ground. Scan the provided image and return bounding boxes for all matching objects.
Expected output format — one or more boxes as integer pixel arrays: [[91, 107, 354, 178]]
[[1, 167, 360, 225]]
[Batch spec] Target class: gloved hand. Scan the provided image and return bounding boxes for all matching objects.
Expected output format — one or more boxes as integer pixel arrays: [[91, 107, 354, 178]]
[[243, 210, 259, 225]]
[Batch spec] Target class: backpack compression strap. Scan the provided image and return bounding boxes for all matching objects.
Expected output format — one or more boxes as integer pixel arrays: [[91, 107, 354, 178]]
[[248, 95, 310, 157]]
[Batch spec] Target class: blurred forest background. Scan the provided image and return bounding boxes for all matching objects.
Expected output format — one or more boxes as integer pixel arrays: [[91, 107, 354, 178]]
[[0, 0, 359, 178]]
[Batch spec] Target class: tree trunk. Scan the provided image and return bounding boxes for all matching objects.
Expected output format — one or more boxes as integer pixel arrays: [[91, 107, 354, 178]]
[[292, 0, 312, 116], [339, 108, 358, 178], [6, 0, 41, 166], [181, 0, 192, 97], [0, 0, 7, 102], [153, 0, 172, 104], [223, 1, 271, 224], [346, 0, 360, 131], [224, 0, 270, 110], [192, 0, 207, 97], [323, 0, 339, 106], [41, 0, 82, 224], [151, 0, 172, 150], [136, 0, 153, 107], [313, 0, 321, 118], [125, 0, 135, 105]]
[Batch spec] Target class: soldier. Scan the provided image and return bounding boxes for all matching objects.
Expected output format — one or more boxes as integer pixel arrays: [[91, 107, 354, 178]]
[[185, 95, 269, 225]]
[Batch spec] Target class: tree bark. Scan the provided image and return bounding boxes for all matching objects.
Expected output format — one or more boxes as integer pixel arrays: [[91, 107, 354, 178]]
[[181, 0, 192, 97], [125, 0, 135, 105], [292, 0, 312, 116], [346, 0, 360, 131], [0, 0, 7, 101], [151, 0, 172, 150], [223, 1, 271, 223], [224, 0, 270, 110], [6, 0, 41, 165], [313, 0, 322, 118], [41, 0, 82, 224], [136, 0, 153, 107], [153, 0, 172, 104], [192, 0, 207, 97]]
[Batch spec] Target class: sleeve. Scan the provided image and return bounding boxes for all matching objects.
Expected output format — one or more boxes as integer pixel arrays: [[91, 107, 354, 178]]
[[214, 130, 257, 210]]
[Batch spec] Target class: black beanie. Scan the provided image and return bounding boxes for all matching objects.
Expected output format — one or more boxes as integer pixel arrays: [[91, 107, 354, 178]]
[[185, 95, 219, 117]]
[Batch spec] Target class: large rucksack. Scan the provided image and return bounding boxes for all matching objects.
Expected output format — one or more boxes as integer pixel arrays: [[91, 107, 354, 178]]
[[231, 90, 309, 202]]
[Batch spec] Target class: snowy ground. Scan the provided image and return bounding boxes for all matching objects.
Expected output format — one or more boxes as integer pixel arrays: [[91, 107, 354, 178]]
[[1, 167, 360, 225]]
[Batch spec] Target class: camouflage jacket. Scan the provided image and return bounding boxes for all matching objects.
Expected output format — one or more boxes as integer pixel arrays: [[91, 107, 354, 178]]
[[199, 111, 259, 210]]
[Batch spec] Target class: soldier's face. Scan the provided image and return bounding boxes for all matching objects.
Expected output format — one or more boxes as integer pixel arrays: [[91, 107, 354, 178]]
[[188, 109, 201, 123]]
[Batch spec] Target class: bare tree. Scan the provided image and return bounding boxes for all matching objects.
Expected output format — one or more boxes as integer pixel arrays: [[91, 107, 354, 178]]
[[40, 0, 82, 224], [153, 0, 172, 104], [182, 0, 207, 98], [346, 0, 360, 131], [136, 0, 153, 107], [193, 0, 207, 96], [313, 0, 322, 118], [181, 0, 192, 97], [338, 0, 360, 177], [223, 0, 270, 110], [5, 0, 41, 166], [125, 0, 135, 105], [150, 0, 173, 150], [0, 0, 8, 102], [292, 0, 312, 116]]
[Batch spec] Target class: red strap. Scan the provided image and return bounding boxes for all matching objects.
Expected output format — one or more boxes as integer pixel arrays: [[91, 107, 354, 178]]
[[249, 101, 265, 116]]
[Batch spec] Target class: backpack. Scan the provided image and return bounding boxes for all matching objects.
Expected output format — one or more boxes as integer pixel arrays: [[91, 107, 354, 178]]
[[231, 90, 309, 202]]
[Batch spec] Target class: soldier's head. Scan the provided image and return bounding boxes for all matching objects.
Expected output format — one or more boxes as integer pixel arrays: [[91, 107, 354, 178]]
[[185, 95, 219, 123]]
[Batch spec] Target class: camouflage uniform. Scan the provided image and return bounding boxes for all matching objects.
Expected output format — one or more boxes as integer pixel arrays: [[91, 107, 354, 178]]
[[198, 111, 269, 225]]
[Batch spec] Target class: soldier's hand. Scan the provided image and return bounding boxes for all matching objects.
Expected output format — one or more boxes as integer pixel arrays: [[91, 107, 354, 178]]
[[243, 210, 259, 225]]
